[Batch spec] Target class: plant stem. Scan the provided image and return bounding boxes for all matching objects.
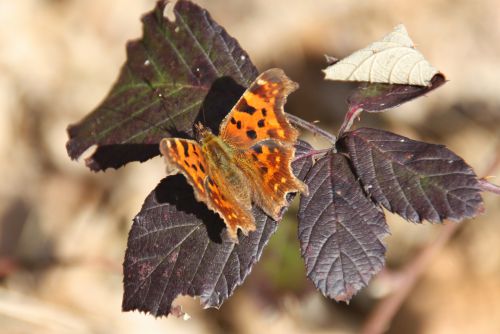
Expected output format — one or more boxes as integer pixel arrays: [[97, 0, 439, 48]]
[[293, 148, 332, 162], [338, 106, 362, 138], [479, 178, 500, 195], [286, 113, 337, 145]]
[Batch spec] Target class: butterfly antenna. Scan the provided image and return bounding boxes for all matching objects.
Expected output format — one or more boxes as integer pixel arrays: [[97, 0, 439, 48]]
[[148, 83, 187, 136], [157, 91, 180, 136], [201, 104, 207, 125]]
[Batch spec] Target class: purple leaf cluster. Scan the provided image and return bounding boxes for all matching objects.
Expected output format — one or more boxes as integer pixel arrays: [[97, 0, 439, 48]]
[[66, 0, 488, 317]]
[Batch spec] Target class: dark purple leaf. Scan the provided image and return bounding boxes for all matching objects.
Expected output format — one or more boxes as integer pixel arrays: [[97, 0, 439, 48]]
[[66, 0, 258, 171], [340, 128, 484, 223], [347, 74, 446, 113], [338, 74, 446, 135], [293, 140, 316, 180], [123, 141, 313, 317], [298, 152, 388, 302]]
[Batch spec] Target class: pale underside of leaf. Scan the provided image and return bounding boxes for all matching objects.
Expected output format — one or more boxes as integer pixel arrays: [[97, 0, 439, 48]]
[[323, 24, 439, 86]]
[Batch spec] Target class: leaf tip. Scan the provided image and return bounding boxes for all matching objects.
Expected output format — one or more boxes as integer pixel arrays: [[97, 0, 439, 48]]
[[333, 284, 357, 303], [170, 304, 187, 319], [65, 123, 84, 160], [162, 0, 178, 22], [430, 72, 447, 88], [324, 54, 339, 66]]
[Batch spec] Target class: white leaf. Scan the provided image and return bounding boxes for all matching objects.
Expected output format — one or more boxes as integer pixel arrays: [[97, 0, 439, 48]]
[[323, 25, 439, 87]]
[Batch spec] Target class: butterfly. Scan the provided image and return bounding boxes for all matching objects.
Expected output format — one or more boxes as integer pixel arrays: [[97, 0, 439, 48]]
[[159, 68, 308, 241]]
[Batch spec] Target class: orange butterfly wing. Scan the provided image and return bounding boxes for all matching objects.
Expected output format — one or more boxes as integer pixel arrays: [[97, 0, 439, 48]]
[[160, 137, 255, 241], [219, 68, 299, 148], [159, 138, 209, 202], [204, 175, 255, 240], [242, 140, 308, 220], [160, 68, 307, 242]]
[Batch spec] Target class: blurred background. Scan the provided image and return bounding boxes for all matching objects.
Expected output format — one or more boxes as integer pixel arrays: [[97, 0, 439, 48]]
[[1, 0, 499, 333]]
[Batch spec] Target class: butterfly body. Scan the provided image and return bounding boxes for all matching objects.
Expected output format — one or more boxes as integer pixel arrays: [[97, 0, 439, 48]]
[[200, 128, 252, 210], [199, 129, 244, 187], [160, 69, 308, 241]]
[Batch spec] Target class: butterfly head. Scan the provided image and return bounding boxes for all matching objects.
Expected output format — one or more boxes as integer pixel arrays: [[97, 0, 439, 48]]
[[195, 122, 215, 143]]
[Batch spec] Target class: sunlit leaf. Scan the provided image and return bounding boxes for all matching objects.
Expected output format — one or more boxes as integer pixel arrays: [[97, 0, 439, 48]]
[[298, 152, 388, 302], [323, 25, 439, 86], [339, 128, 484, 223], [66, 0, 257, 171], [123, 141, 313, 317]]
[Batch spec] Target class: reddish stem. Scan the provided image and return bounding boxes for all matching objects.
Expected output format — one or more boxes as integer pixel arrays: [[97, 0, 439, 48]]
[[338, 106, 363, 138], [479, 178, 500, 195]]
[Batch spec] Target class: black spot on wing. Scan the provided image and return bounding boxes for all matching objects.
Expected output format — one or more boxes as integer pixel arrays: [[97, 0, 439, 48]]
[[253, 145, 263, 154], [180, 140, 189, 157], [170, 141, 178, 155], [236, 120, 242, 129], [246, 129, 257, 140], [260, 166, 268, 174], [199, 163, 205, 173], [257, 119, 265, 128], [230, 117, 236, 124], [237, 98, 257, 115], [261, 108, 267, 117]]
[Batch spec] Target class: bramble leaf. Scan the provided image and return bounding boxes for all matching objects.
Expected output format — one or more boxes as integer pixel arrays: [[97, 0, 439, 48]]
[[346, 74, 446, 114], [323, 25, 439, 87], [325, 24, 446, 135], [66, 0, 257, 171], [298, 152, 388, 302], [65, 0, 493, 318], [122, 141, 313, 317], [339, 128, 484, 223], [337, 74, 445, 135]]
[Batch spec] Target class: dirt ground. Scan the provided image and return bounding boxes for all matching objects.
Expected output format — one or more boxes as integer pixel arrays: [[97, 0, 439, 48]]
[[1, 0, 499, 333]]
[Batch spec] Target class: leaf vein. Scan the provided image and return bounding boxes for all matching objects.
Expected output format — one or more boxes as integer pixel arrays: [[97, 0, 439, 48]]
[[125, 225, 201, 304]]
